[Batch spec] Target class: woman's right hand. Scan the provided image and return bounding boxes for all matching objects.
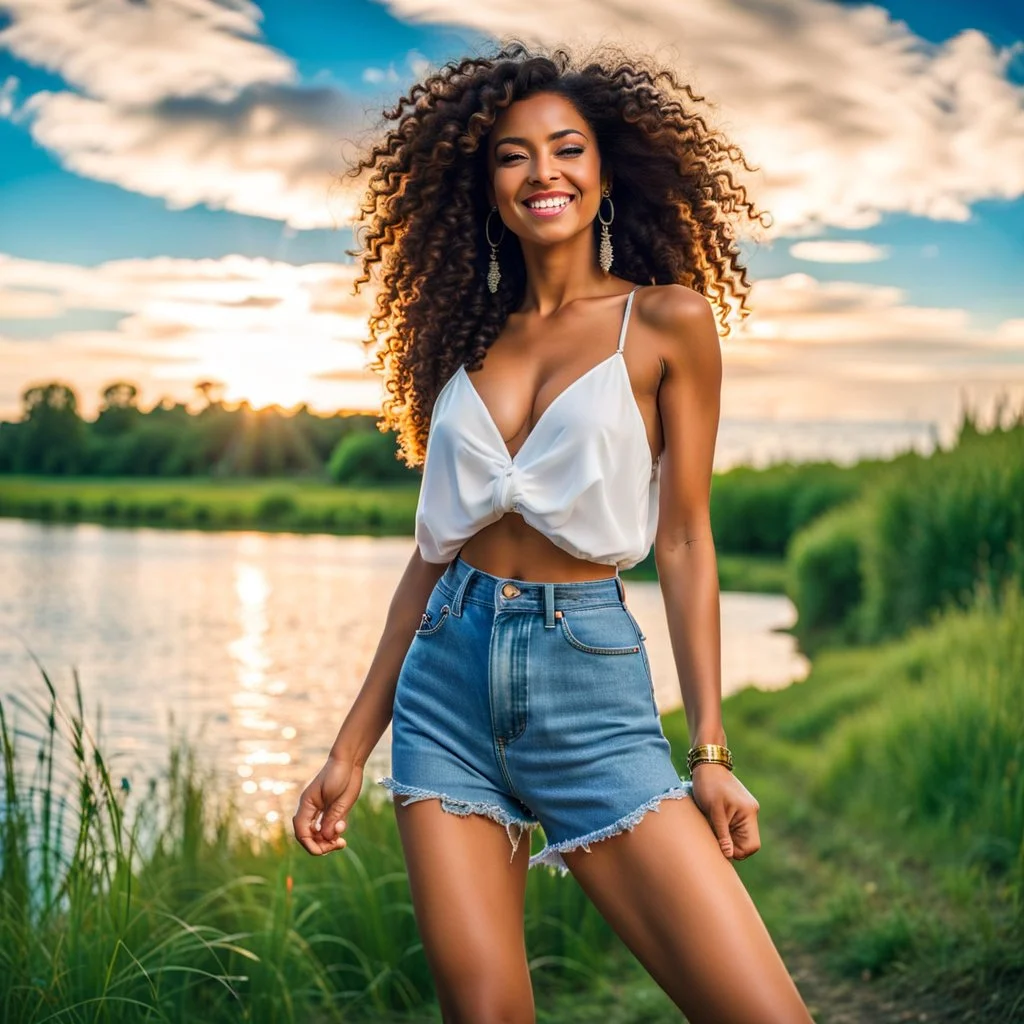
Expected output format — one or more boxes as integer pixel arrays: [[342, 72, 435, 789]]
[[292, 756, 365, 856]]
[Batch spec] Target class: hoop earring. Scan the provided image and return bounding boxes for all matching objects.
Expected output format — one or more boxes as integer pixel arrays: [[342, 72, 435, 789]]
[[598, 188, 614, 274], [485, 206, 506, 293]]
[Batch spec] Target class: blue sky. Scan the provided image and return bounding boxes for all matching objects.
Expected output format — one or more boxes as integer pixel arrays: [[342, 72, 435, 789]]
[[0, 0, 1022, 463]]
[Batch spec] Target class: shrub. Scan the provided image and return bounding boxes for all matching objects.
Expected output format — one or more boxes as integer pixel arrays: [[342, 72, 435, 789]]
[[327, 429, 415, 485], [787, 501, 871, 644], [255, 491, 297, 524]]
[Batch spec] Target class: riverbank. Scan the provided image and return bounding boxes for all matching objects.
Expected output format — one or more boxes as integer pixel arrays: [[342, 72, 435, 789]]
[[3, 590, 1020, 1022], [0, 476, 787, 593]]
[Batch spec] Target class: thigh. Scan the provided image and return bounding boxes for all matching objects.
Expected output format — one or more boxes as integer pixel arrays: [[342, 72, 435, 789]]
[[394, 798, 536, 1024], [561, 796, 813, 1024]]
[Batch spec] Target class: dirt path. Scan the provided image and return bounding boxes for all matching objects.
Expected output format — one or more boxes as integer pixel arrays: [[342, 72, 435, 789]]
[[786, 947, 1020, 1024]]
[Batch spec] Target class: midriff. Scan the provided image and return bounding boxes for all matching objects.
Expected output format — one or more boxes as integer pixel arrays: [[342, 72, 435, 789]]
[[458, 513, 621, 582]]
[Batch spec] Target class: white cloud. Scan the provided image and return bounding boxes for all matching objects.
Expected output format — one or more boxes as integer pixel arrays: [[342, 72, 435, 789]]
[[723, 273, 1024, 428], [0, 0, 369, 227], [0, 253, 379, 417], [993, 319, 1024, 346], [0, 0, 294, 104], [789, 241, 889, 263], [23, 85, 362, 228], [381, 0, 1024, 235], [362, 66, 400, 85], [0, 286, 63, 317]]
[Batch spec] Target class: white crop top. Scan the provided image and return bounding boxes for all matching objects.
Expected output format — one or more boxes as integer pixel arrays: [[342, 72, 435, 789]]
[[415, 286, 661, 570]]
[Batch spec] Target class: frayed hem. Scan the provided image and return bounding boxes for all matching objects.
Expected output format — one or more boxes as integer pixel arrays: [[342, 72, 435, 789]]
[[527, 782, 694, 876], [377, 777, 541, 861]]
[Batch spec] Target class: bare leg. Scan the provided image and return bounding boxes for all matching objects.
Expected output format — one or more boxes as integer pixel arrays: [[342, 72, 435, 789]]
[[394, 799, 537, 1024], [561, 796, 814, 1024]]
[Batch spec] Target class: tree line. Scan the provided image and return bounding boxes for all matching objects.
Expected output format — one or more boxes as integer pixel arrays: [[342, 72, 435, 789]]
[[0, 381, 417, 484]]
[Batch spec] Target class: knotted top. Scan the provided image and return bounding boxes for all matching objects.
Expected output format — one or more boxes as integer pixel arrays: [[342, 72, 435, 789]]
[[415, 286, 661, 570]]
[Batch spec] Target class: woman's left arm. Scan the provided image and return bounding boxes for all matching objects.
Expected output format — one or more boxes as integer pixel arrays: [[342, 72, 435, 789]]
[[649, 285, 761, 862]]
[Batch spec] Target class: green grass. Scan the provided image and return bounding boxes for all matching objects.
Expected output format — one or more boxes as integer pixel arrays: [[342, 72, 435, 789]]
[[0, 476, 789, 594], [0, 475, 419, 536], [670, 589, 1024, 1014], [0, 659, 672, 1023], [4, 590, 1023, 1020]]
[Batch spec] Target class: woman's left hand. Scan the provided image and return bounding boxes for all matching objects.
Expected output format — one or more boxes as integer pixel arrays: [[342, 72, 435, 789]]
[[690, 763, 761, 861]]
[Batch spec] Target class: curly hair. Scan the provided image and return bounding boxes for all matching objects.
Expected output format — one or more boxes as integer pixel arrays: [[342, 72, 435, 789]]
[[346, 39, 770, 467]]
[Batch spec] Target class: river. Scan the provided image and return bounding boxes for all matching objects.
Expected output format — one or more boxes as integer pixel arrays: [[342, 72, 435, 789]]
[[0, 519, 808, 830]]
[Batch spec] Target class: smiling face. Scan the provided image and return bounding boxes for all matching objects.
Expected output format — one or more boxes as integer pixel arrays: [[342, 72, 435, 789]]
[[487, 91, 605, 251]]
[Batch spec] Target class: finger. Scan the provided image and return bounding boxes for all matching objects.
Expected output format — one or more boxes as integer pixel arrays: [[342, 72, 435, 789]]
[[293, 795, 334, 853], [709, 807, 735, 860], [732, 814, 762, 861], [319, 775, 363, 841]]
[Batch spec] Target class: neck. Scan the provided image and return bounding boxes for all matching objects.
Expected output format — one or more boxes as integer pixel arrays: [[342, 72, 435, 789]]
[[517, 231, 613, 315]]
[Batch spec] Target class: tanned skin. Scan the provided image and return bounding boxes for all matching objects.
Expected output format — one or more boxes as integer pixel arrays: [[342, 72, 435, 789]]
[[294, 91, 813, 1023]]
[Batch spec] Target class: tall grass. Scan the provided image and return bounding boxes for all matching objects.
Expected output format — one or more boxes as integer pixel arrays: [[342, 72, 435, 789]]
[[693, 588, 1024, 996], [786, 418, 1024, 646], [0, 660, 629, 1023]]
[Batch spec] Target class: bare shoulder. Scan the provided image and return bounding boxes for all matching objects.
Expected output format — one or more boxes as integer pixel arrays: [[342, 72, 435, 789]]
[[633, 283, 720, 375]]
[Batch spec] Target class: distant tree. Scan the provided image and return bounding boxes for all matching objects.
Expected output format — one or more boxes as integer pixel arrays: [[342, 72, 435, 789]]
[[194, 380, 225, 408], [94, 381, 141, 438], [17, 382, 86, 474]]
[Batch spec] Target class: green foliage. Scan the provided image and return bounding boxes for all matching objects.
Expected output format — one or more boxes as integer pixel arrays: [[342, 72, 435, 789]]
[[661, 592, 1024, 999], [783, 418, 1024, 646], [859, 423, 1024, 640], [0, 380, 375, 479], [0, 663, 662, 1022], [710, 459, 889, 556], [9, 382, 88, 474], [786, 501, 871, 644], [327, 429, 416, 485], [820, 589, 1024, 864], [0, 478, 420, 537]]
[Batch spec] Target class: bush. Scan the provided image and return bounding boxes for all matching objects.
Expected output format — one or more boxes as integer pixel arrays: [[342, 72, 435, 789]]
[[787, 501, 870, 644], [327, 429, 414, 485], [255, 491, 297, 524], [859, 425, 1024, 641], [711, 460, 882, 556]]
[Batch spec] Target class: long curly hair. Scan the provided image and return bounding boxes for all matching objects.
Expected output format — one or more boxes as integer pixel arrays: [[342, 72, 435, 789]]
[[346, 40, 770, 467]]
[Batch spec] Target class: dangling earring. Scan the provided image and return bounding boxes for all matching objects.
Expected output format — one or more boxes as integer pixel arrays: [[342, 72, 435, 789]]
[[598, 186, 614, 274], [485, 206, 505, 293]]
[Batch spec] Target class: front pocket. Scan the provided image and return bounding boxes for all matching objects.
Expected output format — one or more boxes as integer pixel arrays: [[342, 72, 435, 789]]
[[415, 604, 451, 638], [558, 610, 642, 656]]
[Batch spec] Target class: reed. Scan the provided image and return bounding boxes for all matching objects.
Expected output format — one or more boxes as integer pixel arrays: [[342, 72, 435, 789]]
[[0, 658, 627, 1022]]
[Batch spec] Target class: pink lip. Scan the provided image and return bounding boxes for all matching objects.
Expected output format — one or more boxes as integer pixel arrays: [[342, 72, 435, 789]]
[[521, 193, 575, 219]]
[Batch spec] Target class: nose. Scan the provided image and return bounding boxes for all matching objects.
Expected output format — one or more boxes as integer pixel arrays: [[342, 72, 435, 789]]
[[528, 153, 559, 184]]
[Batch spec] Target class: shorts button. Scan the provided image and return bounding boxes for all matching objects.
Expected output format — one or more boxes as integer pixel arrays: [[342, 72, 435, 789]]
[[501, 583, 521, 599]]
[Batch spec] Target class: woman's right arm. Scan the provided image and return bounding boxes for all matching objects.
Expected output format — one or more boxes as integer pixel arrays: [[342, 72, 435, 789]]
[[292, 546, 448, 856]]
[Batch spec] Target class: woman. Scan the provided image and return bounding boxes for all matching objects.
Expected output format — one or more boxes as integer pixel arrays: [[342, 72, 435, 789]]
[[294, 41, 813, 1023]]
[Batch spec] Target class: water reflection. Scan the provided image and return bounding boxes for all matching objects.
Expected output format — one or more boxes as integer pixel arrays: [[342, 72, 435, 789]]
[[227, 554, 296, 827], [0, 520, 808, 824]]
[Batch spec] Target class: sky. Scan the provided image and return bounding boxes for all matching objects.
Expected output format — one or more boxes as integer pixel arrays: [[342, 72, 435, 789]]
[[0, 0, 1022, 466]]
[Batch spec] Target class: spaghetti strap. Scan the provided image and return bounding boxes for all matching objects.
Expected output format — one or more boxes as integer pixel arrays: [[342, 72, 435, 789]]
[[616, 286, 643, 354]]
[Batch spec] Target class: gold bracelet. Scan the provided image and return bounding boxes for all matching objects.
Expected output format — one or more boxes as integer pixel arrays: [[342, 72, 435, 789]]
[[687, 743, 734, 774]]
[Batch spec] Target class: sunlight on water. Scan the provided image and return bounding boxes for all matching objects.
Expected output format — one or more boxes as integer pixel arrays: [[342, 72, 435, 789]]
[[0, 520, 808, 826]]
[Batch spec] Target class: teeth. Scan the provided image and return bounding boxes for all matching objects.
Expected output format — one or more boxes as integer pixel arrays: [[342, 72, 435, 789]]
[[526, 196, 571, 209]]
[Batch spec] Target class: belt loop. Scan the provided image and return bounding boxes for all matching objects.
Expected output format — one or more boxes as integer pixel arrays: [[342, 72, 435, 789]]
[[450, 561, 475, 617], [615, 575, 626, 605], [543, 583, 556, 629]]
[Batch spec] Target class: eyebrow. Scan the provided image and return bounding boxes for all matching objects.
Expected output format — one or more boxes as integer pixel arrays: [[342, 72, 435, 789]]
[[493, 128, 589, 149]]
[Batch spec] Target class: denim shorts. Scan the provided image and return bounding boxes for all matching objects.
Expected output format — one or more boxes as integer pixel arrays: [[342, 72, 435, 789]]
[[377, 555, 692, 874]]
